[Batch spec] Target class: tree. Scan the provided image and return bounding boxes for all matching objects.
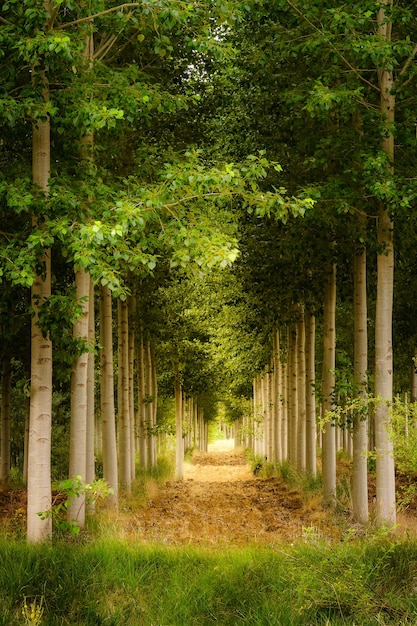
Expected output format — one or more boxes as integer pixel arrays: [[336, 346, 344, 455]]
[[322, 262, 337, 504], [374, 0, 396, 527], [26, 0, 54, 541], [99, 285, 118, 510]]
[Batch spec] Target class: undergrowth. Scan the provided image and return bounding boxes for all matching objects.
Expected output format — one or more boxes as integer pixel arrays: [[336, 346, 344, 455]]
[[2, 450, 417, 623], [0, 538, 417, 624], [246, 451, 323, 496]]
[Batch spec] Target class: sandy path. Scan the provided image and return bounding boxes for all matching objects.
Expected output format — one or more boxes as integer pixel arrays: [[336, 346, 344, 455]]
[[126, 442, 334, 546], [183, 440, 254, 484]]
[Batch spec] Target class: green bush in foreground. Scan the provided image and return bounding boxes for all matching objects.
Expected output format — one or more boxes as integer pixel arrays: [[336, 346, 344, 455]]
[[1, 537, 417, 625]]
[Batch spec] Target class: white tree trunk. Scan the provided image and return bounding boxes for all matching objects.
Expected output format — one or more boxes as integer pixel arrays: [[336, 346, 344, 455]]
[[1, 356, 11, 484], [322, 263, 337, 504], [23, 399, 30, 486], [27, 107, 53, 542], [253, 376, 262, 455], [297, 308, 306, 472], [374, 0, 396, 527], [86, 277, 95, 512], [99, 285, 118, 509], [411, 353, 417, 403], [118, 299, 131, 491], [145, 341, 156, 467], [281, 359, 288, 461], [128, 296, 136, 481], [273, 328, 282, 463], [174, 363, 184, 480], [305, 310, 316, 476], [137, 324, 147, 468], [288, 323, 298, 466], [67, 267, 90, 527], [352, 235, 369, 524], [151, 345, 158, 458]]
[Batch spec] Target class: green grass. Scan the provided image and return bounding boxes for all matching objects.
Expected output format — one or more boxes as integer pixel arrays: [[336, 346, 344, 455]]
[[1, 537, 417, 625], [4, 456, 417, 625]]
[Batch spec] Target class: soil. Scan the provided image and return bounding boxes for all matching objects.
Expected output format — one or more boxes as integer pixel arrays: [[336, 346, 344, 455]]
[[122, 442, 343, 546], [2, 441, 417, 545]]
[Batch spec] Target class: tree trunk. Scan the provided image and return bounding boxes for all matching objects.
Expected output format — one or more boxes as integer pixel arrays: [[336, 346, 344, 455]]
[[411, 353, 417, 403], [146, 341, 158, 467], [253, 376, 261, 456], [272, 327, 282, 463], [99, 285, 118, 509], [118, 299, 131, 491], [86, 277, 95, 513], [174, 362, 184, 480], [128, 295, 136, 481], [322, 263, 337, 505], [67, 267, 90, 527], [23, 398, 30, 486], [288, 323, 298, 466], [79, 102, 95, 501], [151, 344, 158, 460], [27, 105, 53, 542], [281, 358, 288, 461], [374, 0, 396, 527], [352, 234, 369, 524], [1, 354, 11, 485], [146, 341, 157, 467], [297, 308, 306, 472], [137, 323, 147, 468], [305, 310, 316, 476]]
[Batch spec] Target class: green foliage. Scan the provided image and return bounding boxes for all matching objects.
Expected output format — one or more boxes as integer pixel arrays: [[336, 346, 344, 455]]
[[390, 397, 417, 510], [391, 397, 417, 476], [0, 539, 417, 624], [38, 476, 114, 538], [245, 450, 276, 478]]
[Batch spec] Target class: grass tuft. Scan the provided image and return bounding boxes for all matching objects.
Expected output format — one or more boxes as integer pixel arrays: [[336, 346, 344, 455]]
[[0, 538, 416, 624]]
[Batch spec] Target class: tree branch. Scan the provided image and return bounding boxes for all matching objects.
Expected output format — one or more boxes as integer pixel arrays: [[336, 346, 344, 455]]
[[400, 42, 417, 76], [47, 6, 59, 30], [93, 34, 119, 61], [286, 0, 380, 93], [396, 42, 417, 90], [0, 16, 15, 26], [55, 3, 141, 30]]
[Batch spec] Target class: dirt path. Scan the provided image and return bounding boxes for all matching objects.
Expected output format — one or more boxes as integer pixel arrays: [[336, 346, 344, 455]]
[[127, 441, 336, 546]]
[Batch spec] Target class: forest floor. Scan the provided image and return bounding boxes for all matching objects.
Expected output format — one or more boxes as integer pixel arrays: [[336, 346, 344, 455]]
[[1, 441, 417, 544], [119, 441, 356, 546]]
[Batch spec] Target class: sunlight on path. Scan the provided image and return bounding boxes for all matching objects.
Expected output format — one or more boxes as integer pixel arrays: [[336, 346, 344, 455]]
[[183, 440, 253, 483], [208, 438, 235, 452]]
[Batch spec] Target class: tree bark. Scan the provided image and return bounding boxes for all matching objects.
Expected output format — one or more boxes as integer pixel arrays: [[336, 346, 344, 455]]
[[128, 295, 136, 481], [27, 105, 53, 542], [136, 323, 147, 468], [305, 310, 316, 476], [1, 354, 11, 485], [322, 263, 337, 505], [297, 308, 306, 472], [374, 0, 396, 527], [67, 267, 90, 527], [411, 353, 417, 403], [86, 277, 95, 513], [79, 124, 95, 501], [272, 327, 282, 463], [99, 285, 118, 509], [146, 341, 157, 467], [352, 233, 369, 524], [281, 357, 288, 461], [118, 299, 131, 491], [288, 323, 298, 466], [174, 361, 184, 480]]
